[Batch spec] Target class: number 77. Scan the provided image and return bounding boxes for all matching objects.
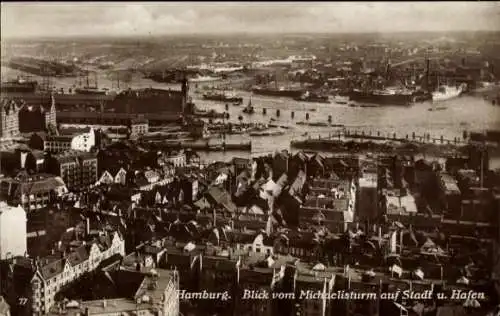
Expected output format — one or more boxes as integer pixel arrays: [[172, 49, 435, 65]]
[[18, 297, 28, 305]]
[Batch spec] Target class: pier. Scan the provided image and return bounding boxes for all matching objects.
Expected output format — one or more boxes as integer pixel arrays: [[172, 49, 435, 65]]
[[304, 129, 471, 146], [290, 129, 476, 155]]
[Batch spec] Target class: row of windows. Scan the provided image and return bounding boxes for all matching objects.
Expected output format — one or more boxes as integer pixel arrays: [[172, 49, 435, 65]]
[[36, 242, 124, 312], [45, 142, 71, 149]]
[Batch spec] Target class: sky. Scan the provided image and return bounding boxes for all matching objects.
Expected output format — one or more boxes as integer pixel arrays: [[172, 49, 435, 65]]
[[1, 2, 500, 38]]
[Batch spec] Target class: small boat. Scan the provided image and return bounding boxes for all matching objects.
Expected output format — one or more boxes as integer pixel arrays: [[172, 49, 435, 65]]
[[428, 106, 447, 111], [295, 121, 329, 127], [308, 122, 329, 127], [359, 104, 378, 108], [203, 90, 243, 103], [334, 95, 350, 104], [270, 118, 277, 122], [428, 100, 447, 111], [293, 91, 330, 103], [243, 98, 255, 114], [249, 130, 285, 137], [348, 103, 357, 107], [432, 83, 466, 102]]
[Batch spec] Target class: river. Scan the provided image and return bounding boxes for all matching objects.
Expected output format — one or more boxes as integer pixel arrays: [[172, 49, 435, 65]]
[[190, 92, 500, 168], [2, 66, 500, 168]]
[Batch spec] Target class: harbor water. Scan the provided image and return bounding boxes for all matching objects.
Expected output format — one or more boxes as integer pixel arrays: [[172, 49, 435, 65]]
[[2, 67, 500, 168], [191, 91, 500, 168]]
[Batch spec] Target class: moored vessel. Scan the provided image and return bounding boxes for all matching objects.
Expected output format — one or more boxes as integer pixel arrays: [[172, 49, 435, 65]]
[[432, 84, 466, 102], [242, 98, 255, 114], [347, 87, 416, 106], [252, 85, 304, 98], [293, 91, 330, 103], [333, 95, 349, 104], [203, 90, 243, 104], [0, 78, 38, 93]]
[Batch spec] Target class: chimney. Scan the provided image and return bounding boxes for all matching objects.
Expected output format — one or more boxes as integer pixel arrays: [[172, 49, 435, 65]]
[[20, 152, 28, 169], [85, 217, 90, 236]]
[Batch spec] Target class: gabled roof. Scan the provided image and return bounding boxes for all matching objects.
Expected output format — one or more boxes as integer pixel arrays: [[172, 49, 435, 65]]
[[39, 258, 65, 280], [66, 245, 90, 266], [206, 186, 237, 213]]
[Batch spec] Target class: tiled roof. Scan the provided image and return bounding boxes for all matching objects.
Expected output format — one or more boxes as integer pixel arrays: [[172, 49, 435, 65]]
[[202, 256, 238, 271], [66, 245, 90, 266], [2, 173, 66, 196], [206, 186, 237, 213], [39, 258, 65, 280]]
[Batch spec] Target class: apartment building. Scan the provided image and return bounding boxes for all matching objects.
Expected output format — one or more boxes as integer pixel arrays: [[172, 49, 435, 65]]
[[0, 202, 27, 260], [30, 231, 125, 315], [46, 151, 98, 191], [0, 171, 68, 211], [41, 128, 96, 153]]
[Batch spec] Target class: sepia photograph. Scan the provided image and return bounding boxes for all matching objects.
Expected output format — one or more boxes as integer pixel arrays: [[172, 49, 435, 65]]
[[1, 2, 500, 316]]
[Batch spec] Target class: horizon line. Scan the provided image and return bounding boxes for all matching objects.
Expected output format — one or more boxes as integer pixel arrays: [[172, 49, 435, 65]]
[[2, 29, 500, 41]]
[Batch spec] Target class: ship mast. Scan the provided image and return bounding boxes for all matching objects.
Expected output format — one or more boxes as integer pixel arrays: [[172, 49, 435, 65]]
[[425, 58, 430, 93], [86, 67, 90, 88]]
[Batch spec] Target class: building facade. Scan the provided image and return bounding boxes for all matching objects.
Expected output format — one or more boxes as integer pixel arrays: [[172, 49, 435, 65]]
[[96, 167, 127, 186], [0, 202, 27, 260], [18, 95, 57, 133], [129, 117, 149, 137], [0, 172, 68, 211], [0, 99, 20, 139], [46, 151, 98, 191], [30, 231, 125, 315], [165, 150, 187, 168], [43, 129, 96, 153]]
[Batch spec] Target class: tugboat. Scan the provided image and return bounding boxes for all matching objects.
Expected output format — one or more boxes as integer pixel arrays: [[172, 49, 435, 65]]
[[243, 98, 255, 114]]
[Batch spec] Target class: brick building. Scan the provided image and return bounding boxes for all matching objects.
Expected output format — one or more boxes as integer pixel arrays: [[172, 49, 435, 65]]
[[17, 94, 57, 133]]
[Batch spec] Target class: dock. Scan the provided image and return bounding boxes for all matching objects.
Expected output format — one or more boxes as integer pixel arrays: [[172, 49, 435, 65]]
[[152, 141, 251, 152]]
